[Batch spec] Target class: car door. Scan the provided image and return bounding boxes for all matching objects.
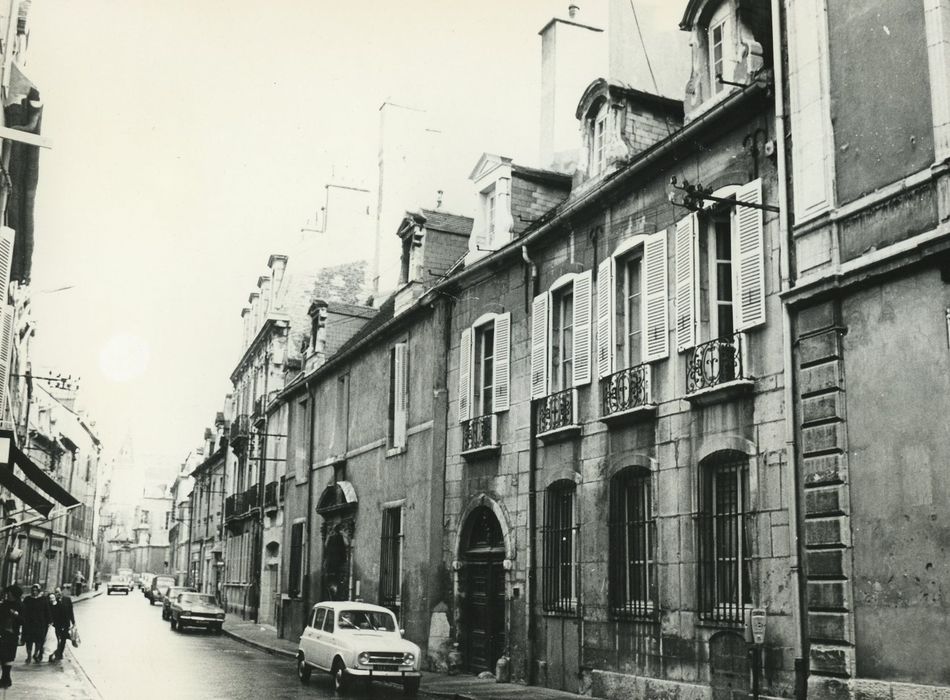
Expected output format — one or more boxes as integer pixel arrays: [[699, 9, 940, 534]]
[[300, 607, 324, 667], [316, 608, 336, 670]]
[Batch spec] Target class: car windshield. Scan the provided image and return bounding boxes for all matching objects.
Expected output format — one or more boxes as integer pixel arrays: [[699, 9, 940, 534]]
[[336, 610, 397, 632], [155, 577, 174, 588], [179, 593, 216, 606], [109, 576, 126, 582]]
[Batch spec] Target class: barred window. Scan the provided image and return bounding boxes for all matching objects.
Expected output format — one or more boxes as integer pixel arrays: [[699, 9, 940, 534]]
[[379, 506, 403, 614], [542, 480, 577, 614], [698, 454, 751, 622], [608, 468, 655, 618]]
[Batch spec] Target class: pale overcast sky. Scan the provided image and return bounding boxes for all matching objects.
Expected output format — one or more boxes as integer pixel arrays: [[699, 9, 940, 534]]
[[21, 0, 684, 479]]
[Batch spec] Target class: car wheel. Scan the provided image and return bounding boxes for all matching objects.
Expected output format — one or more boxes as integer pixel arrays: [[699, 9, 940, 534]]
[[403, 677, 421, 697], [213, 624, 222, 635], [296, 656, 311, 683], [332, 659, 349, 695]]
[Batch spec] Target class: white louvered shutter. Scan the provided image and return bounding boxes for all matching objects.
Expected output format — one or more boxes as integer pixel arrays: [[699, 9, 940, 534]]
[[642, 230, 670, 362], [458, 328, 472, 422], [733, 178, 766, 330], [530, 293, 549, 399], [675, 213, 698, 352], [0, 228, 13, 302], [596, 257, 614, 378], [572, 270, 592, 386], [393, 343, 408, 447], [492, 313, 511, 412], [0, 306, 13, 420]]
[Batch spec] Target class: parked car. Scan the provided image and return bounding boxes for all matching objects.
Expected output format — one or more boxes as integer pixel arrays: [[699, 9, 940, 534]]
[[296, 601, 421, 696], [168, 592, 225, 633], [161, 586, 196, 620], [148, 575, 175, 604], [106, 574, 132, 595], [140, 573, 155, 595]]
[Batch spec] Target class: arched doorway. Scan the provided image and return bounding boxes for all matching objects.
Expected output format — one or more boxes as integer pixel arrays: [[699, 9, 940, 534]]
[[316, 480, 358, 602], [459, 506, 506, 674]]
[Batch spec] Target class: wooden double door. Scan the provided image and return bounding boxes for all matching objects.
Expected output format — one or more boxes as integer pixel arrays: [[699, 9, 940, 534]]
[[460, 506, 506, 674]]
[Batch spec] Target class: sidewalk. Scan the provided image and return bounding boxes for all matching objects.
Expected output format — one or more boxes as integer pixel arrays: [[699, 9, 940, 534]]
[[223, 618, 586, 700], [7, 587, 103, 699]]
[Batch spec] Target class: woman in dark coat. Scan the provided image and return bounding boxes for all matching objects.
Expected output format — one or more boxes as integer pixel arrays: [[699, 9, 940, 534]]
[[48, 590, 74, 662], [0, 584, 23, 688], [21, 584, 49, 662]]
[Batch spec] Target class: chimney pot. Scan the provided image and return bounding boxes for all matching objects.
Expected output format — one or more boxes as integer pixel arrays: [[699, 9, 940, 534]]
[[569, 3, 579, 18], [436, 190, 444, 208]]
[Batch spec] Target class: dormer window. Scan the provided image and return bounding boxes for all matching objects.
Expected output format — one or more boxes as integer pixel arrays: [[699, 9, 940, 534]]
[[586, 99, 611, 177], [484, 188, 496, 242], [467, 154, 514, 262], [707, 4, 734, 95]]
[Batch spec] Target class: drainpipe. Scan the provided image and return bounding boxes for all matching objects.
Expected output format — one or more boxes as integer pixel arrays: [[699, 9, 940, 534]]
[[522, 245, 539, 685], [771, 0, 808, 696], [303, 377, 316, 626]]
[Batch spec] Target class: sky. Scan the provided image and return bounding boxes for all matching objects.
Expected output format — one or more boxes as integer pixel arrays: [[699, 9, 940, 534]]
[[21, 0, 685, 481]]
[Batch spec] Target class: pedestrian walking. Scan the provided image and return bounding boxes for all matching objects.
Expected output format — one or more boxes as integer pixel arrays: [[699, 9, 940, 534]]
[[72, 570, 85, 597], [20, 584, 49, 663], [47, 588, 74, 663], [0, 585, 23, 688]]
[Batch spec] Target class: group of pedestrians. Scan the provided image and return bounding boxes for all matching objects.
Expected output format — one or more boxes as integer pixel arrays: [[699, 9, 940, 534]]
[[0, 583, 76, 690]]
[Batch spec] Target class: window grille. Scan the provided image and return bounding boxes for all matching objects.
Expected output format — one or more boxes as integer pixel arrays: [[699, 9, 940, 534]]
[[542, 481, 576, 614], [379, 507, 403, 614], [698, 456, 752, 622], [609, 469, 656, 618]]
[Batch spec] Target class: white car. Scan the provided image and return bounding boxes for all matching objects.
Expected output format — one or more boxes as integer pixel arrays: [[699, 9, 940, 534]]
[[106, 575, 132, 595], [296, 601, 421, 696]]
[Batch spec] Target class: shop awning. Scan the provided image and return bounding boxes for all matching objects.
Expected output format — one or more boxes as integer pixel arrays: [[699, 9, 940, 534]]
[[0, 429, 79, 517]]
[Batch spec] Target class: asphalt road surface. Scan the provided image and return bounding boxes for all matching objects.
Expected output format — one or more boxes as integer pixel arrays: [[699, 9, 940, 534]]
[[71, 590, 407, 700]]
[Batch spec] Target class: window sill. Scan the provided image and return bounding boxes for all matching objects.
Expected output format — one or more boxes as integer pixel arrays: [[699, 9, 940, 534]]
[[461, 444, 500, 460], [599, 404, 657, 427], [536, 424, 581, 443], [542, 608, 578, 618], [385, 446, 407, 459], [685, 379, 754, 406], [696, 607, 750, 630]]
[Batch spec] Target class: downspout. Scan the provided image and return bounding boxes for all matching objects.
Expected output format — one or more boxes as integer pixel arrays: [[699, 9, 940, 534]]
[[521, 245, 539, 685], [771, 1, 808, 697], [303, 377, 316, 623]]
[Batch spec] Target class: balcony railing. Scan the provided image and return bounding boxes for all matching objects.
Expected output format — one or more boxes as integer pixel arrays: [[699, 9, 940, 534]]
[[264, 481, 278, 510], [686, 333, 748, 396], [461, 414, 498, 455], [601, 363, 654, 420], [224, 495, 235, 519], [536, 388, 578, 437], [230, 414, 250, 443]]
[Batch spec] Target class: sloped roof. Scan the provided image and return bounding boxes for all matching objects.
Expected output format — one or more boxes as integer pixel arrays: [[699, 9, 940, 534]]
[[417, 208, 473, 236]]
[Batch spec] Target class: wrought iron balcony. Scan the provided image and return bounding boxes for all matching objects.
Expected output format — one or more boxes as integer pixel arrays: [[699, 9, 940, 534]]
[[536, 388, 579, 439], [224, 495, 235, 519], [685, 332, 752, 400], [600, 363, 655, 422], [244, 483, 260, 512], [461, 414, 498, 456], [264, 481, 278, 510], [229, 414, 250, 445]]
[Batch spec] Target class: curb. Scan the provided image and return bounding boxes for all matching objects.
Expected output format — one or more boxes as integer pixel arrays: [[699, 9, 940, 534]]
[[222, 627, 296, 660]]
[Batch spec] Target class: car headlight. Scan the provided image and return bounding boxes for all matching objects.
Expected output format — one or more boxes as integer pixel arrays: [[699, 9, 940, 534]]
[[402, 652, 415, 666], [358, 652, 371, 666], [182, 610, 191, 616], [216, 613, 225, 619]]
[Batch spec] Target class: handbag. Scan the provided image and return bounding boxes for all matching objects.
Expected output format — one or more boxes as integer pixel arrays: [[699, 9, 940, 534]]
[[68, 625, 80, 647]]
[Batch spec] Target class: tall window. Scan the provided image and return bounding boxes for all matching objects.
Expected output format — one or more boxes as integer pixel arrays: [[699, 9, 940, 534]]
[[710, 214, 734, 339], [486, 190, 496, 243], [288, 521, 304, 597], [473, 324, 495, 417], [387, 343, 408, 449], [550, 286, 574, 392], [379, 507, 403, 614], [698, 454, 751, 622], [542, 480, 576, 613], [609, 469, 655, 617], [616, 252, 643, 369], [592, 113, 607, 174]]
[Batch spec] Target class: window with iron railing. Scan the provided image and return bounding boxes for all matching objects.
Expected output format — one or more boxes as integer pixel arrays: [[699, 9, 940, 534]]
[[698, 455, 752, 623], [379, 507, 403, 614], [542, 480, 577, 614], [609, 468, 656, 619], [685, 332, 746, 394], [536, 387, 576, 435]]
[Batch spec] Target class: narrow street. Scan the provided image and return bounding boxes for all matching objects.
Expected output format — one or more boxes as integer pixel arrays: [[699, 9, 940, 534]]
[[70, 593, 403, 700]]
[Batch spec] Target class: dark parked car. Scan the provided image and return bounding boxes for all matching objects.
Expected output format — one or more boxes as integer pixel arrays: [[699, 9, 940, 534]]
[[161, 586, 196, 620], [148, 575, 175, 604], [169, 592, 225, 633]]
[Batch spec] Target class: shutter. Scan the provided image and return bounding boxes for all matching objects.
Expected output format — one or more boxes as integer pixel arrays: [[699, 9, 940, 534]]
[[530, 293, 549, 399], [393, 343, 408, 447], [733, 178, 766, 330], [642, 230, 670, 362], [675, 213, 698, 351], [492, 313, 511, 412], [458, 328, 472, 422], [0, 306, 12, 420], [0, 227, 13, 301], [572, 270, 592, 386], [596, 257, 614, 378]]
